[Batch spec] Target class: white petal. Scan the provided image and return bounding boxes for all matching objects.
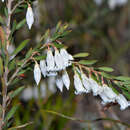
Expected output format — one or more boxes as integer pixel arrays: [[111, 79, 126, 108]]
[[34, 63, 41, 85], [62, 70, 70, 90], [2, 0, 4, 2], [94, 0, 102, 5], [46, 50, 55, 71], [74, 73, 87, 95], [81, 73, 91, 93], [26, 6, 34, 29], [40, 60, 47, 77], [56, 77, 63, 92], [48, 77, 57, 93], [89, 78, 103, 96], [54, 50, 64, 70], [108, 0, 117, 9], [116, 94, 129, 110], [47, 71, 57, 77]]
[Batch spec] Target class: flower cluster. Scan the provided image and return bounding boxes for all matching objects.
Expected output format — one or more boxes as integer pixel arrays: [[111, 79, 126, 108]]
[[73, 69, 130, 110], [34, 47, 73, 87]]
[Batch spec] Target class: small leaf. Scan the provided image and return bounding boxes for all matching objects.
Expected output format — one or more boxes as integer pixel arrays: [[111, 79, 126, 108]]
[[0, 57, 3, 76], [5, 105, 19, 121], [123, 90, 130, 100], [9, 86, 25, 99], [73, 52, 89, 58], [34, 55, 46, 60], [115, 76, 130, 81], [53, 43, 65, 49], [12, 39, 30, 56], [98, 67, 114, 72], [16, 19, 26, 30], [100, 72, 114, 79], [79, 60, 97, 65]]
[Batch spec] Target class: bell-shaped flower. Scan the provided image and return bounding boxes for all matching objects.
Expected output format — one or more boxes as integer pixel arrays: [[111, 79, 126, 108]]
[[102, 85, 117, 102], [62, 70, 70, 90], [60, 48, 73, 68], [40, 81, 47, 98], [33, 87, 38, 99], [81, 73, 91, 93], [46, 71, 57, 77], [48, 77, 57, 93], [54, 50, 64, 70], [26, 6, 34, 29], [40, 60, 47, 77], [89, 78, 103, 96], [74, 73, 87, 95], [34, 63, 41, 85], [116, 94, 130, 110], [56, 76, 63, 92], [2, 0, 4, 2], [46, 50, 55, 71]]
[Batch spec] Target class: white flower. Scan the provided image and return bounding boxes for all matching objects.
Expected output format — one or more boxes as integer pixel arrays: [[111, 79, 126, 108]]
[[116, 94, 130, 110], [34, 63, 41, 85], [33, 87, 38, 99], [46, 50, 55, 71], [60, 48, 73, 68], [108, 0, 117, 9], [26, 6, 34, 29], [40, 60, 47, 77], [89, 78, 103, 96], [2, 0, 4, 2], [54, 50, 64, 70], [102, 85, 117, 102], [20, 87, 33, 101], [81, 73, 91, 93], [74, 73, 87, 95], [62, 70, 70, 90], [56, 77, 63, 92]]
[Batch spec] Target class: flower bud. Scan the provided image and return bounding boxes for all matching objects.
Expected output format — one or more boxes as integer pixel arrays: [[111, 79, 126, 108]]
[[46, 50, 55, 71], [56, 77, 63, 92], [26, 6, 34, 29], [34, 63, 41, 85], [40, 60, 47, 77], [62, 70, 70, 90]]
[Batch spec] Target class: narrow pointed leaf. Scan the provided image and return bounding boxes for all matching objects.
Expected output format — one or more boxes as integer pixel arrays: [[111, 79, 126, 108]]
[[79, 60, 97, 65], [73, 52, 89, 58], [98, 67, 114, 72]]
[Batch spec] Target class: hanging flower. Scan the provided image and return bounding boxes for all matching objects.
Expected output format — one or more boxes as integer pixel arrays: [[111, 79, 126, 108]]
[[26, 5, 34, 29], [56, 76, 64, 92], [116, 94, 130, 110], [74, 73, 87, 95], [34, 63, 41, 85], [40, 60, 47, 77], [81, 73, 91, 93], [46, 50, 55, 71], [2, 0, 4, 2], [54, 49, 64, 70], [62, 70, 70, 90]]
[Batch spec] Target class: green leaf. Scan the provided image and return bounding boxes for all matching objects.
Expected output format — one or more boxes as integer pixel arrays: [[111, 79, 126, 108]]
[[53, 43, 65, 49], [0, 57, 3, 76], [123, 90, 130, 100], [0, 15, 4, 24], [5, 105, 19, 121], [9, 86, 25, 99], [98, 67, 114, 72], [12, 39, 30, 56], [16, 19, 26, 30], [34, 55, 46, 60], [79, 60, 97, 65], [114, 76, 130, 81], [100, 72, 114, 79], [73, 52, 89, 58]]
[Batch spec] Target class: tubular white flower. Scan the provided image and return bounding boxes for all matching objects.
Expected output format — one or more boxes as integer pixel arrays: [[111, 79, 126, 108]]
[[94, 0, 102, 5], [26, 6, 34, 29], [56, 77, 63, 92], [2, 0, 4, 2], [62, 70, 70, 90], [81, 73, 91, 93], [74, 73, 87, 95], [40, 81, 46, 98], [116, 94, 130, 110], [34, 63, 41, 85], [48, 77, 57, 93], [54, 50, 64, 70], [103, 85, 117, 102], [46, 50, 55, 71], [40, 60, 47, 77], [60, 48, 73, 68], [89, 78, 103, 96], [46, 71, 57, 77], [33, 87, 38, 99]]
